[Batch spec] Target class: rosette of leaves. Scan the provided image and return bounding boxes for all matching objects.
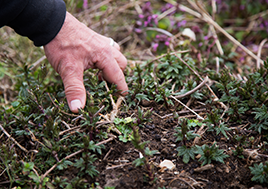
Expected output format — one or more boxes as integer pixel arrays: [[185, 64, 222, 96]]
[[175, 119, 200, 163], [249, 162, 268, 184], [195, 143, 229, 166]]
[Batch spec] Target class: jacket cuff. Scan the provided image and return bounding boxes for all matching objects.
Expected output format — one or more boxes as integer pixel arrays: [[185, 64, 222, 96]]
[[7, 0, 66, 46]]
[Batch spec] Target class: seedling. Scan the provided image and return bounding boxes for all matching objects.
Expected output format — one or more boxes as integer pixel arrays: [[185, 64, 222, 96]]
[[250, 162, 268, 184], [114, 117, 133, 142], [174, 118, 200, 163], [205, 107, 230, 139], [131, 126, 158, 184], [195, 143, 229, 166], [174, 118, 200, 146]]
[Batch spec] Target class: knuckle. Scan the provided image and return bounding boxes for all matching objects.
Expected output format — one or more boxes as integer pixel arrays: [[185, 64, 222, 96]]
[[59, 61, 83, 80]]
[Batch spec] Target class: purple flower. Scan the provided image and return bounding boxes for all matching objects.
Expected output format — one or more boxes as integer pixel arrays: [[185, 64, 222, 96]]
[[204, 35, 209, 40], [139, 14, 145, 19], [142, 2, 152, 13], [191, 25, 202, 33], [152, 43, 159, 51], [161, 3, 174, 12], [177, 20, 187, 27], [83, 0, 88, 9], [152, 14, 158, 19], [152, 14, 158, 25], [134, 28, 142, 34], [136, 21, 142, 26], [144, 21, 148, 27]]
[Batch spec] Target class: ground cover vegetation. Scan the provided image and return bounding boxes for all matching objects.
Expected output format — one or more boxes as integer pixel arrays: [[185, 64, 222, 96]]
[[1, 0, 268, 188]]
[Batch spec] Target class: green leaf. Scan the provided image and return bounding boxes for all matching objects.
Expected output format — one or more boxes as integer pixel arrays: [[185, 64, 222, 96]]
[[11, 101, 20, 108], [135, 93, 149, 102], [144, 147, 158, 156], [57, 160, 73, 170], [28, 171, 40, 183], [176, 145, 195, 163], [133, 157, 146, 167], [249, 162, 268, 183], [23, 162, 34, 172]]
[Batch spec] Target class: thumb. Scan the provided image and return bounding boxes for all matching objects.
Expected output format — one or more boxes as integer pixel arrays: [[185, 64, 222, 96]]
[[59, 62, 86, 113]]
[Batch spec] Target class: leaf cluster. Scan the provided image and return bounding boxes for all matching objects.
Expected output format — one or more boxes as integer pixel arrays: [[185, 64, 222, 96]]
[[250, 162, 268, 184], [195, 143, 229, 166]]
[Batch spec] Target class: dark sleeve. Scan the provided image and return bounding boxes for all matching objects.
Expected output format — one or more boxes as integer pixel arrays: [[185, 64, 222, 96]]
[[0, 0, 66, 46]]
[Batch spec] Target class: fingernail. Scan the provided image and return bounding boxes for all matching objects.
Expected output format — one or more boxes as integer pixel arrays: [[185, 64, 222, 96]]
[[70, 99, 82, 112]]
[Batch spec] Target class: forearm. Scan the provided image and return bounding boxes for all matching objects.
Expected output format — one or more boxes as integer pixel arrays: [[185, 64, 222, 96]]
[[0, 0, 66, 46]]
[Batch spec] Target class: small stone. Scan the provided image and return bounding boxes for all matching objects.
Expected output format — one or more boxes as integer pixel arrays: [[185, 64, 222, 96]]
[[161, 138, 167, 143], [154, 134, 161, 141]]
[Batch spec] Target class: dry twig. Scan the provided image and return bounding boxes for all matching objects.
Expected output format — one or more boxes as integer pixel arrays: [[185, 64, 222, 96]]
[[173, 54, 228, 110], [39, 137, 115, 188], [0, 124, 28, 153], [165, 0, 263, 64], [257, 38, 268, 69], [170, 96, 204, 120], [174, 76, 209, 99]]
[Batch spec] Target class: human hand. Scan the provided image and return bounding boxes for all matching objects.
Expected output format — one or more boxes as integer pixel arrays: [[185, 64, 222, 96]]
[[44, 12, 128, 113]]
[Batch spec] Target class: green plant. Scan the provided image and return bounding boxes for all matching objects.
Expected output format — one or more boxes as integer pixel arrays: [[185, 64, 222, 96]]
[[131, 127, 158, 184], [205, 108, 230, 139], [114, 117, 133, 142], [176, 145, 196, 164], [195, 143, 229, 166], [73, 137, 103, 178], [232, 146, 245, 159], [174, 119, 200, 145], [156, 54, 194, 91], [174, 118, 201, 163], [249, 162, 268, 184], [251, 104, 268, 133], [0, 143, 19, 188]]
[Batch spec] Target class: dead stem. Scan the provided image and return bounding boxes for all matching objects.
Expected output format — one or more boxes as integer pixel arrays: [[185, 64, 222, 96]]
[[0, 124, 28, 153], [39, 136, 115, 188], [165, 0, 263, 64], [257, 38, 268, 69], [173, 54, 228, 110], [170, 96, 204, 120], [193, 124, 207, 145], [103, 80, 124, 133], [173, 76, 209, 99], [153, 108, 206, 119], [169, 177, 195, 189], [192, 0, 263, 64], [30, 55, 46, 71], [194, 164, 214, 172]]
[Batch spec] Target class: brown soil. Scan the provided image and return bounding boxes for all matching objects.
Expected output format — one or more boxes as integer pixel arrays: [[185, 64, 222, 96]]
[[87, 104, 268, 189]]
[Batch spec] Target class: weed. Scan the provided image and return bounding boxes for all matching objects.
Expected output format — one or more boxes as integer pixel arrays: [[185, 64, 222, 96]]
[[114, 117, 133, 142], [195, 143, 229, 166], [251, 104, 268, 133], [250, 162, 268, 184], [174, 118, 200, 146], [174, 118, 201, 163], [205, 108, 230, 139], [131, 127, 158, 184], [1, 0, 268, 188]]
